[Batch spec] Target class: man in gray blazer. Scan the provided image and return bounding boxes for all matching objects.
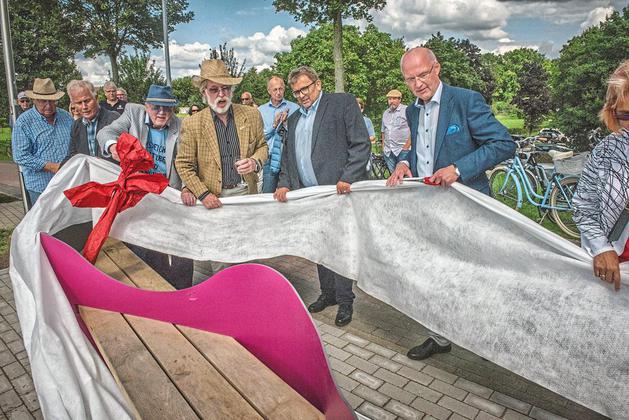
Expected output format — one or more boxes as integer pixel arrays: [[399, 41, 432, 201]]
[[62, 80, 119, 166], [97, 85, 183, 191], [274, 66, 370, 327], [97, 84, 192, 290]]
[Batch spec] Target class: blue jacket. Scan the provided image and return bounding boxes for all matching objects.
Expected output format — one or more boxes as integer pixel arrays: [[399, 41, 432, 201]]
[[405, 83, 515, 194]]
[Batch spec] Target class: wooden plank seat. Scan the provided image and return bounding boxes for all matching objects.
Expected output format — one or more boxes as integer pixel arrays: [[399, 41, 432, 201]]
[[79, 240, 325, 419]]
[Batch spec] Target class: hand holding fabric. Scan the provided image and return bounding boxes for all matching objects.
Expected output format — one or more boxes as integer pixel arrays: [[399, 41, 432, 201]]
[[386, 163, 412, 186], [201, 193, 222, 209], [593, 250, 621, 291], [336, 181, 351, 195], [274, 187, 289, 202], [181, 188, 196, 206], [430, 165, 459, 188]]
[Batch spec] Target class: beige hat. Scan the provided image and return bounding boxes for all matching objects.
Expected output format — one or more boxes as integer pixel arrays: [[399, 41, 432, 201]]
[[386, 89, 402, 98], [25, 78, 65, 100], [192, 59, 243, 87]]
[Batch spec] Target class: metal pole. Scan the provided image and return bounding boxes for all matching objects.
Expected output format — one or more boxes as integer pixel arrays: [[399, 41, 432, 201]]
[[1, 0, 29, 212], [162, 0, 172, 85]]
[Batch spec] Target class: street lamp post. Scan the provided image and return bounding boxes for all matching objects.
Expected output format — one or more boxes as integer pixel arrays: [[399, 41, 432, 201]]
[[162, 0, 172, 86]]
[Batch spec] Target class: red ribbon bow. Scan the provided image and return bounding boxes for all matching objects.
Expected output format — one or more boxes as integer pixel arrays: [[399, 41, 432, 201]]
[[64, 133, 169, 263]]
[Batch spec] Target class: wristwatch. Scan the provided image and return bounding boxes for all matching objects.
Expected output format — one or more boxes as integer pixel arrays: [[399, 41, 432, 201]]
[[453, 164, 461, 177]]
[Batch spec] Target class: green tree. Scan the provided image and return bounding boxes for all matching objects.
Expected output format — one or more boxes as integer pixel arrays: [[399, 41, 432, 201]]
[[209, 43, 246, 78], [118, 52, 166, 103], [492, 48, 548, 105], [62, 0, 193, 84], [171, 76, 203, 108], [233, 67, 275, 106], [0, 0, 82, 124], [423, 33, 494, 102], [553, 7, 629, 150], [274, 23, 406, 128], [512, 62, 552, 134], [273, 0, 386, 93]]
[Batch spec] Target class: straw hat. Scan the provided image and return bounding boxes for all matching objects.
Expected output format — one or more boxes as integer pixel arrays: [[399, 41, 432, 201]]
[[25, 78, 65, 100], [192, 59, 243, 87]]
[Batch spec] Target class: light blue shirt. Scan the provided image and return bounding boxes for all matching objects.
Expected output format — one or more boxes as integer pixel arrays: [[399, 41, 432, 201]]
[[414, 82, 443, 177], [12, 107, 73, 193], [294, 93, 322, 187], [363, 116, 375, 137], [258, 99, 299, 152], [144, 113, 168, 176]]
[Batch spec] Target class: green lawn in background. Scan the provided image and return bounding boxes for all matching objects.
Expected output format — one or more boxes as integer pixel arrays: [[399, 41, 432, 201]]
[[496, 115, 524, 131], [0, 127, 10, 142]]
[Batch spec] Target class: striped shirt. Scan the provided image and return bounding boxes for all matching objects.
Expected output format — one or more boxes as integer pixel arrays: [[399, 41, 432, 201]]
[[12, 107, 73, 193], [212, 108, 241, 187], [573, 128, 629, 256]]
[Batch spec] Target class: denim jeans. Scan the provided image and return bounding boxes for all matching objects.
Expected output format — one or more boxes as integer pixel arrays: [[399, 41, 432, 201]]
[[262, 163, 279, 193], [383, 152, 402, 173]]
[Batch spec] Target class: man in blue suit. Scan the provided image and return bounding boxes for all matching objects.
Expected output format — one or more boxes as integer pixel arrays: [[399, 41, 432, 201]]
[[388, 47, 515, 359]]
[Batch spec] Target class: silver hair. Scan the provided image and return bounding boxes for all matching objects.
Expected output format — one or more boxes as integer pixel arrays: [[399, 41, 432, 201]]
[[288, 66, 319, 86], [66, 79, 97, 98], [116, 87, 127, 95], [103, 81, 117, 91]]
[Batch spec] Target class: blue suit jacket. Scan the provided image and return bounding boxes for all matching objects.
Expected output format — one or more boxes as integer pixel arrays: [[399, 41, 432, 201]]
[[404, 83, 515, 194]]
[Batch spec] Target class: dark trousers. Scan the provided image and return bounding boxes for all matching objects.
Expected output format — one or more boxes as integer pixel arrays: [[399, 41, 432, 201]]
[[317, 265, 355, 305], [126, 244, 193, 290]]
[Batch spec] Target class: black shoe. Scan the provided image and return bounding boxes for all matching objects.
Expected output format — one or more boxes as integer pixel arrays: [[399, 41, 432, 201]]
[[308, 295, 337, 313], [407, 337, 451, 360], [335, 304, 353, 327]]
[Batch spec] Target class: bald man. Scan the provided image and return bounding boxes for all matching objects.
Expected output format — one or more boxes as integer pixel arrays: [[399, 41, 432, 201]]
[[388, 47, 515, 360]]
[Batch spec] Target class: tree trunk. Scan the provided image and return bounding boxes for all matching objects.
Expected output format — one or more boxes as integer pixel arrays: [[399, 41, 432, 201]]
[[109, 53, 119, 84], [332, 10, 344, 93]]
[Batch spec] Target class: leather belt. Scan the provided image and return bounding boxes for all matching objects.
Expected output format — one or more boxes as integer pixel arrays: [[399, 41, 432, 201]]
[[223, 183, 244, 189]]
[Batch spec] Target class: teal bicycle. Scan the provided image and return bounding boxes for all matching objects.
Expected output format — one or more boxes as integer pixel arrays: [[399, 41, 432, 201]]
[[489, 150, 583, 239]]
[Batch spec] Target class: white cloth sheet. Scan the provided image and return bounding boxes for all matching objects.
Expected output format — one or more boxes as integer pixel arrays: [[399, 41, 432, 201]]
[[9, 156, 629, 419]]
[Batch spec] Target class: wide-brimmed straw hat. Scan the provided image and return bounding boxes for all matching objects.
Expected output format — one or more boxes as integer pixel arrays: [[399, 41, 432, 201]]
[[25, 78, 65, 100], [192, 59, 243, 87]]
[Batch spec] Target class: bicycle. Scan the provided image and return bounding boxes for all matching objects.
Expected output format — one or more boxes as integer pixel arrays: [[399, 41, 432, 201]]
[[488, 151, 583, 238], [369, 153, 391, 180]]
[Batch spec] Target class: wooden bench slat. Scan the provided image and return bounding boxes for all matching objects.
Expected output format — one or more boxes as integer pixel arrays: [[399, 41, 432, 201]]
[[79, 306, 199, 420], [95, 240, 324, 419], [122, 313, 263, 419], [180, 326, 324, 420]]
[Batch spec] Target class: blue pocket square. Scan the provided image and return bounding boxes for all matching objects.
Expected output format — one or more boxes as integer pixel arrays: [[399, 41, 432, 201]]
[[446, 124, 460, 135]]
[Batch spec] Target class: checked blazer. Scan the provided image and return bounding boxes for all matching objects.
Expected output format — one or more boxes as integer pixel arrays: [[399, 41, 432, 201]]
[[175, 104, 268, 198]]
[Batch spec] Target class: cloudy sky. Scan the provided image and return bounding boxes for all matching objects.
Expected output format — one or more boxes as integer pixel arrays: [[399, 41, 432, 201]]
[[77, 0, 628, 84]]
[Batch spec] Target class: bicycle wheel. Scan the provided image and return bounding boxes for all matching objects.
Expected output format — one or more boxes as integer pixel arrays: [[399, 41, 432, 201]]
[[549, 176, 580, 239], [489, 168, 520, 209], [523, 168, 541, 195]]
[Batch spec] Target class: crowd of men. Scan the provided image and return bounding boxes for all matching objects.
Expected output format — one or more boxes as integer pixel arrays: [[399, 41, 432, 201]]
[[10, 47, 516, 361]]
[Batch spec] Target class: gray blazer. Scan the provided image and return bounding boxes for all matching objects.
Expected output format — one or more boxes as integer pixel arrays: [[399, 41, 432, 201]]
[[278, 92, 370, 189], [61, 108, 119, 167], [97, 103, 182, 189]]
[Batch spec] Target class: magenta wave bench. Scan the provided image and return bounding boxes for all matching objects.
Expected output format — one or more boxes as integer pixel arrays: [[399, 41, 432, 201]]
[[40, 234, 354, 419]]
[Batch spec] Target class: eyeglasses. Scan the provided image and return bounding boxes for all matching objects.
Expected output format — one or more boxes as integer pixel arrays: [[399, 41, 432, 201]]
[[149, 105, 173, 113], [615, 110, 629, 121], [206, 86, 231, 96], [190, 108, 199, 113], [240, 97, 252, 102], [404, 63, 435, 85], [18, 99, 29, 103], [292, 81, 316, 98]]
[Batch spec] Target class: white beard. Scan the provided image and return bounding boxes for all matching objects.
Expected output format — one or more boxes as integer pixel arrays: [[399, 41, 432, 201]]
[[209, 93, 233, 114]]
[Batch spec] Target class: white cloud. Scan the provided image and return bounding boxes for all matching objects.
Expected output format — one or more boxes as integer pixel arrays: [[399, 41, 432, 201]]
[[151, 40, 213, 79], [580, 6, 614, 29], [502, 0, 615, 26], [493, 43, 539, 54], [75, 55, 111, 86], [373, 0, 510, 42], [229, 25, 306, 69]]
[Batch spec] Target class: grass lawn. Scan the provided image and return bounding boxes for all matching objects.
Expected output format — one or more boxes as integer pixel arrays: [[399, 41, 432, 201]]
[[0, 228, 12, 269], [497, 115, 525, 131], [0, 127, 11, 161]]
